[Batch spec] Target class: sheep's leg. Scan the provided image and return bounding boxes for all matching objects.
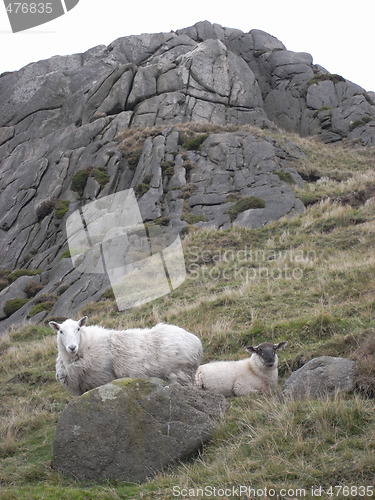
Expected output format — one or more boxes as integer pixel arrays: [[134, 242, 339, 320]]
[[56, 368, 68, 385], [233, 379, 261, 396], [56, 359, 68, 385]]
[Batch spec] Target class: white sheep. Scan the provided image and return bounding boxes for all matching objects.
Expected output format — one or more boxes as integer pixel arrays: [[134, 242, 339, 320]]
[[194, 341, 288, 397], [49, 316, 203, 396]]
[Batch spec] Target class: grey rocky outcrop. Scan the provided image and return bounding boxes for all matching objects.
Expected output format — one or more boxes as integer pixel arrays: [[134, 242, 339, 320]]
[[1, 21, 373, 145], [177, 21, 375, 145], [133, 128, 305, 230], [0, 119, 305, 333], [0, 21, 374, 333], [281, 356, 356, 399], [52, 377, 227, 482]]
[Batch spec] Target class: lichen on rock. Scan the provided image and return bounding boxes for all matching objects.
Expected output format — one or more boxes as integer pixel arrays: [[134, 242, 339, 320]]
[[52, 377, 227, 482]]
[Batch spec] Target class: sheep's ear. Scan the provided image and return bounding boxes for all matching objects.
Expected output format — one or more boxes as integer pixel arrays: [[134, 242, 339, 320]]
[[78, 316, 88, 327], [274, 341, 288, 351], [49, 321, 60, 332], [245, 346, 257, 354]]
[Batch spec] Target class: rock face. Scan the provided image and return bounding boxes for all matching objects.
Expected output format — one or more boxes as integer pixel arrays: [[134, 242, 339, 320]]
[[52, 377, 227, 482], [0, 123, 306, 333], [282, 356, 356, 399], [133, 128, 305, 230], [0, 20, 374, 332]]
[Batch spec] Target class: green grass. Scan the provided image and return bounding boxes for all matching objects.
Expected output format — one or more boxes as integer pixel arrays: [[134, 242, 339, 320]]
[[29, 302, 54, 317], [182, 133, 209, 151], [134, 182, 150, 198], [91, 168, 110, 188], [7, 269, 42, 283], [1, 126, 375, 498], [70, 168, 110, 197], [275, 171, 296, 184], [54, 200, 69, 219], [3, 298, 29, 317], [70, 169, 89, 197], [350, 115, 373, 130], [181, 212, 209, 224], [59, 249, 71, 259], [161, 160, 175, 178], [304, 73, 346, 94]]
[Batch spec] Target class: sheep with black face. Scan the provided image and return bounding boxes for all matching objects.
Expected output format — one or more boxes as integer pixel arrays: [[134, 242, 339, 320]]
[[194, 341, 288, 397]]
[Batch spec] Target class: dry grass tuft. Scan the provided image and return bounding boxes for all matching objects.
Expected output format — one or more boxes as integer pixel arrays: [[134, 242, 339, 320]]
[[353, 331, 375, 398]]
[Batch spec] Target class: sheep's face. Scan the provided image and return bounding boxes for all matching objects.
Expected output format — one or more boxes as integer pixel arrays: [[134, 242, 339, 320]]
[[49, 316, 88, 357], [246, 341, 288, 368]]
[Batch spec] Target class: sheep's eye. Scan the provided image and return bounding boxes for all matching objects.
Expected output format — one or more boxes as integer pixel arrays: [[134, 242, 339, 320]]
[[59, 330, 64, 335]]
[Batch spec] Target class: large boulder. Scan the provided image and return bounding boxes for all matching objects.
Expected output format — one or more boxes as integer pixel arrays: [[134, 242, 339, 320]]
[[52, 377, 227, 482], [281, 356, 356, 399]]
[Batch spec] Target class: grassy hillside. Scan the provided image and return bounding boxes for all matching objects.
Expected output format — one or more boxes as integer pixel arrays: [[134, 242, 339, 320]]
[[0, 131, 375, 499]]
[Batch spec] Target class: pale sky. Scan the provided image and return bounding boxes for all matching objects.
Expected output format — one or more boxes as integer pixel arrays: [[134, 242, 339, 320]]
[[0, 0, 374, 92]]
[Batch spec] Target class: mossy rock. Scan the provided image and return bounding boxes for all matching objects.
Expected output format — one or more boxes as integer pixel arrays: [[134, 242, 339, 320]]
[[70, 166, 110, 197], [182, 134, 209, 151], [181, 213, 209, 224], [161, 161, 175, 178], [52, 378, 226, 483], [135, 183, 150, 198], [54, 200, 69, 219], [29, 302, 54, 317], [146, 216, 171, 227], [70, 170, 90, 197], [226, 197, 266, 222], [101, 288, 115, 300], [282, 357, 356, 399], [307, 73, 346, 88], [276, 171, 296, 185], [126, 151, 142, 170], [60, 249, 71, 259], [350, 116, 373, 130], [91, 168, 110, 188], [3, 298, 29, 317], [313, 106, 332, 118], [7, 269, 42, 283]]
